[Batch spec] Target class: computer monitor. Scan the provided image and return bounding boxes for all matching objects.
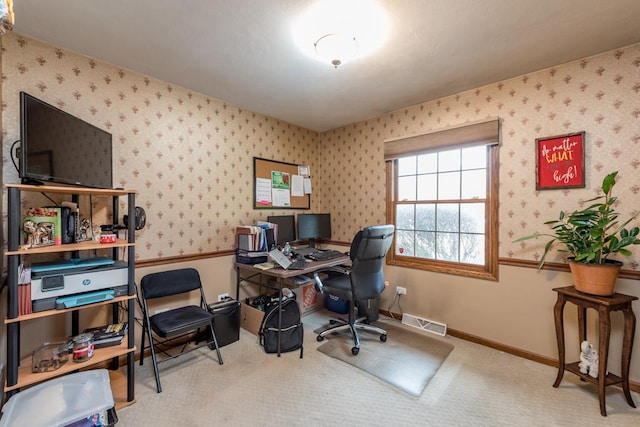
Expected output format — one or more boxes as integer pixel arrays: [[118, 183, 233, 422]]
[[267, 215, 296, 246], [297, 213, 331, 248]]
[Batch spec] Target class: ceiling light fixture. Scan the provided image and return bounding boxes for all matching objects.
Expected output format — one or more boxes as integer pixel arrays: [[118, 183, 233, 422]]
[[293, 0, 389, 68], [314, 33, 359, 68]]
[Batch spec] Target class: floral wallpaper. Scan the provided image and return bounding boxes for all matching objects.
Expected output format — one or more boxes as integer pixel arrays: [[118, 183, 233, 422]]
[[2, 33, 318, 261], [2, 31, 639, 269], [317, 43, 640, 270]]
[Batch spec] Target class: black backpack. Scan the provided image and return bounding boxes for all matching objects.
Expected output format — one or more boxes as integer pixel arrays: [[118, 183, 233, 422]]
[[259, 296, 303, 357]]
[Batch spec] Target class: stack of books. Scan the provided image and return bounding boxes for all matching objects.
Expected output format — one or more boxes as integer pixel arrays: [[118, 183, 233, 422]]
[[81, 322, 128, 348]]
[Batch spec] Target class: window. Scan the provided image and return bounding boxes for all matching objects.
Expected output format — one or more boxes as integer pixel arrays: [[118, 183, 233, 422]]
[[385, 120, 499, 280]]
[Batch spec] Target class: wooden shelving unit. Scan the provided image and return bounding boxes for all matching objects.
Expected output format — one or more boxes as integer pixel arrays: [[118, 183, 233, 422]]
[[4, 184, 137, 408]]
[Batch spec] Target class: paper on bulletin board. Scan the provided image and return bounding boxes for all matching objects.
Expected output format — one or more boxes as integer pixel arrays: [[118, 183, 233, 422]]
[[256, 178, 272, 205], [271, 171, 290, 189], [272, 188, 291, 207], [298, 165, 310, 177], [291, 175, 304, 197], [303, 178, 312, 194]]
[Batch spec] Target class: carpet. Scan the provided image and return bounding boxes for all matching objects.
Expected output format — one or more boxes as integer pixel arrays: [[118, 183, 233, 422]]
[[316, 321, 454, 396]]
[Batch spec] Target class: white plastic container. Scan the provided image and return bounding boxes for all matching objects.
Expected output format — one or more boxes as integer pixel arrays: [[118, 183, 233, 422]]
[[0, 369, 114, 427]]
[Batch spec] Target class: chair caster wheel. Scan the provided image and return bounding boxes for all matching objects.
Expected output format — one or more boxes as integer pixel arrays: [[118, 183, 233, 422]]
[[317, 335, 325, 342], [351, 346, 359, 355], [380, 334, 387, 342]]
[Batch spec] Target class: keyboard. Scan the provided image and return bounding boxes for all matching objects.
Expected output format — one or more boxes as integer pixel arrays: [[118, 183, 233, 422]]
[[307, 249, 345, 261], [287, 259, 309, 270], [293, 247, 318, 257]]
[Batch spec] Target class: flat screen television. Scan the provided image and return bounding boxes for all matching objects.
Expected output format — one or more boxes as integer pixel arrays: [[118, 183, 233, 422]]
[[19, 92, 113, 189], [267, 215, 296, 245], [297, 213, 331, 248]]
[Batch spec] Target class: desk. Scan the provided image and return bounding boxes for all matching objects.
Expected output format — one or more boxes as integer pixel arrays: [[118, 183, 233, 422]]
[[235, 255, 350, 356], [552, 286, 637, 416]]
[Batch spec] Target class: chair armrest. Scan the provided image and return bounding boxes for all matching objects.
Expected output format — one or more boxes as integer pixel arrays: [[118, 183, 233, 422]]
[[312, 266, 349, 294]]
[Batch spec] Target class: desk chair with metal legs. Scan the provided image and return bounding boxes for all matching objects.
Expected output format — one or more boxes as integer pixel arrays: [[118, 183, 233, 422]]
[[313, 224, 394, 355]]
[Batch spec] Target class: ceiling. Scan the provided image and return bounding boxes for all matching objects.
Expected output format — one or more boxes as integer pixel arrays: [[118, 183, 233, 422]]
[[12, 0, 640, 132]]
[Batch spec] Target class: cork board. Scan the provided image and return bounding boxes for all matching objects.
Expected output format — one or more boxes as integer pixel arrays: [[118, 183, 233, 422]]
[[253, 157, 310, 209]]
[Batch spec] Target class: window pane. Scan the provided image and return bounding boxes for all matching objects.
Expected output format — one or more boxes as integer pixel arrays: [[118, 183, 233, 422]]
[[417, 153, 437, 174], [398, 156, 416, 176], [396, 230, 414, 256], [398, 176, 416, 201], [460, 203, 485, 233], [460, 234, 484, 264], [461, 169, 486, 199], [416, 174, 437, 200], [461, 146, 486, 170], [436, 203, 459, 232], [436, 232, 459, 262], [396, 204, 415, 230], [415, 203, 435, 231], [438, 149, 460, 172], [438, 171, 461, 199], [415, 231, 435, 258]]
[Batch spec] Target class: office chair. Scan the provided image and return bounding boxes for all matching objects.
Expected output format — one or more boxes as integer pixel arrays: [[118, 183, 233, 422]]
[[313, 225, 395, 355], [139, 268, 223, 393]]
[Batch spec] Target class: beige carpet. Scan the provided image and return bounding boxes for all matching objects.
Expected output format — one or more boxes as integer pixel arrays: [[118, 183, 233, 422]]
[[117, 310, 640, 426], [316, 321, 453, 396]]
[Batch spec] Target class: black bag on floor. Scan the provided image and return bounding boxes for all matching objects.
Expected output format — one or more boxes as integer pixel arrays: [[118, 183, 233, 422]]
[[259, 295, 303, 357]]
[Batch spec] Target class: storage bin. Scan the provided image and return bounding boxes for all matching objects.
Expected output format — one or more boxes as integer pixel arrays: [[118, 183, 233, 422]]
[[0, 370, 114, 427], [208, 299, 241, 347], [325, 293, 349, 314]]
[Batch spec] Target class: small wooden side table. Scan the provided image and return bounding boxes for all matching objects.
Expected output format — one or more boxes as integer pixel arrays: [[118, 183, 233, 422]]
[[553, 286, 637, 416]]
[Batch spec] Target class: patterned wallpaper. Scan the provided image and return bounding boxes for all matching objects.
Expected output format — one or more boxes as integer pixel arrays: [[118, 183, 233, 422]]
[[1, 33, 318, 261], [2, 32, 639, 269], [317, 43, 640, 270]]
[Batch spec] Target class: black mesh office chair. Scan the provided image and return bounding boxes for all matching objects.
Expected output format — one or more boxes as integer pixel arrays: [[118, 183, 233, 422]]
[[313, 225, 394, 355], [139, 268, 223, 393]]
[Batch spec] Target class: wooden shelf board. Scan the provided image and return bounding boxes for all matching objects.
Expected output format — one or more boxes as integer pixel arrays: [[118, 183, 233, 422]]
[[5, 183, 136, 196], [5, 239, 133, 256], [4, 343, 136, 392], [5, 295, 135, 324], [565, 361, 623, 386]]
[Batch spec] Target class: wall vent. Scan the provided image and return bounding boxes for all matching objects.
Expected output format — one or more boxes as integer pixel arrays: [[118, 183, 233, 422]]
[[401, 313, 447, 336]]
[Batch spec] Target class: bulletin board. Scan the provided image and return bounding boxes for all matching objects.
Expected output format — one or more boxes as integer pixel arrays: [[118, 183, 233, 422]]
[[253, 157, 310, 209]]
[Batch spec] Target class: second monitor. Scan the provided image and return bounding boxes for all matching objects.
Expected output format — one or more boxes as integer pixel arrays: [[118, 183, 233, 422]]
[[267, 215, 296, 246], [297, 213, 331, 249]]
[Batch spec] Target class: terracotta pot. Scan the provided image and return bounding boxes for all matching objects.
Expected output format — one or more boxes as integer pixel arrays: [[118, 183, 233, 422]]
[[567, 257, 622, 296]]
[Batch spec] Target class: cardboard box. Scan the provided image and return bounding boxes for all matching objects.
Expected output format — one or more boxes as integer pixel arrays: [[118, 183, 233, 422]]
[[292, 282, 323, 316], [240, 302, 264, 336]]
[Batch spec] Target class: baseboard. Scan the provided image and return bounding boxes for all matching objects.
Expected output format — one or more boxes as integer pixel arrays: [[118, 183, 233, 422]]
[[379, 309, 640, 393]]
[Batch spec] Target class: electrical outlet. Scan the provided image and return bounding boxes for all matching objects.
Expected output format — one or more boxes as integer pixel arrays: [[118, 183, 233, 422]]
[[217, 293, 230, 302], [396, 286, 407, 295]]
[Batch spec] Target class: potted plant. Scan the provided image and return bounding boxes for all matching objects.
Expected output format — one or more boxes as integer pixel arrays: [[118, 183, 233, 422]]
[[515, 171, 640, 296]]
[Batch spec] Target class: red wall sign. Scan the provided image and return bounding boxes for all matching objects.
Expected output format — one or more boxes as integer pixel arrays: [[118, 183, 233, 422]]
[[535, 132, 585, 190]]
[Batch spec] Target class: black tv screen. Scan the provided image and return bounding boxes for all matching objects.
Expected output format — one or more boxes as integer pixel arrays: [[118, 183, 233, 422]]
[[19, 92, 113, 189]]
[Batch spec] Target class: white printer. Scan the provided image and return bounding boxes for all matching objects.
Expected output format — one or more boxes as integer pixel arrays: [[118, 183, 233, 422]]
[[30, 257, 129, 312]]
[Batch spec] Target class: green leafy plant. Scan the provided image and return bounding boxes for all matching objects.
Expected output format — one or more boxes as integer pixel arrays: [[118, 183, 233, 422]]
[[514, 171, 640, 269]]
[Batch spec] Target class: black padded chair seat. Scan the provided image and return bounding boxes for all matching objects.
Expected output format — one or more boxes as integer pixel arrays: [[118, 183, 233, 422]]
[[150, 305, 214, 338], [321, 274, 352, 301]]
